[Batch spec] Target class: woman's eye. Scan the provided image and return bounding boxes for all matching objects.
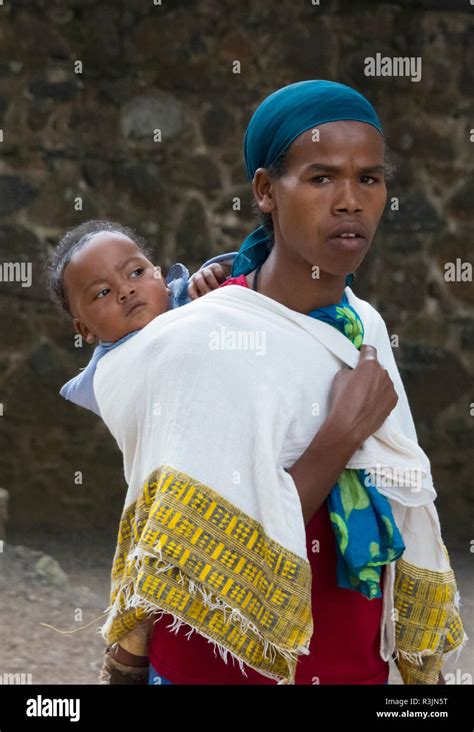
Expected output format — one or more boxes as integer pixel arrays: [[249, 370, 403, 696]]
[[311, 175, 380, 185], [130, 267, 144, 278]]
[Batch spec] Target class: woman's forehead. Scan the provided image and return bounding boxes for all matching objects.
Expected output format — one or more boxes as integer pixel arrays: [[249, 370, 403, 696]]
[[285, 121, 384, 166]]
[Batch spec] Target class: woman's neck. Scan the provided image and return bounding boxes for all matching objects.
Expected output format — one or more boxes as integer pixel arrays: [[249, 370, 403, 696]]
[[248, 248, 347, 313]]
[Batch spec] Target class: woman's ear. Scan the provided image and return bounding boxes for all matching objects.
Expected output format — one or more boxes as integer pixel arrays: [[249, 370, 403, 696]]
[[73, 317, 97, 345], [252, 168, 275, 214]]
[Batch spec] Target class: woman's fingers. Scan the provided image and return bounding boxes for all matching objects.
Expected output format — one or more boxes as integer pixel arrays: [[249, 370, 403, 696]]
[[359, 343, 378, 361], [326, 340, 399, 446]]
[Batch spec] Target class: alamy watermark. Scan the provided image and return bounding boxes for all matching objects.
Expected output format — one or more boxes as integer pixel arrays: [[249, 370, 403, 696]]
[[208, 326, 266, 356], [364, 465, 423, 493], [0, 261, 32, 287], [364, 54, 422, 83], [0, 671, 33, 684], [26, 695, 80, 723]]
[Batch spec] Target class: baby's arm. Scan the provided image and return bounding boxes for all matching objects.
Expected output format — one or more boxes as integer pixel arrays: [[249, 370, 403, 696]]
[[188, 251, 238, 300]]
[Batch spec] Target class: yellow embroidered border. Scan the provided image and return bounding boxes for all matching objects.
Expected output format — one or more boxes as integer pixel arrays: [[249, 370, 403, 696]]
[[443, 605, 465, 655], [103, 465, 313, 684], [394, 555, 466, 684]]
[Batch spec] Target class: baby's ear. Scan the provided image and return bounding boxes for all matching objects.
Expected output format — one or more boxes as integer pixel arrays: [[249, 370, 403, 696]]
[[73, 318, 97, 345], [153, 265, 171, 295]]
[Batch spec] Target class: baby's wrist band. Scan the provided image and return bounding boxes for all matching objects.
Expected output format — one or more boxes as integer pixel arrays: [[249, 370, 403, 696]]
[[98, 646, 149, 685]]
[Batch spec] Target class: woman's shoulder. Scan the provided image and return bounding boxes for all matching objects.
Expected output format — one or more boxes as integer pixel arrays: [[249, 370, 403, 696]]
[[344, 287, 390, 348], [345, 287, 385, 327]]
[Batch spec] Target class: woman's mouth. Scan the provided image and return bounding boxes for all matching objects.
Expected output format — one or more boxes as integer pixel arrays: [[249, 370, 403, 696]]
[[328, 234, 366, 249]]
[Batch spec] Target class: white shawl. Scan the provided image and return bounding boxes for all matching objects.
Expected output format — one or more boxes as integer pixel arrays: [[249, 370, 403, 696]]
[[96, 284, 467, 684]]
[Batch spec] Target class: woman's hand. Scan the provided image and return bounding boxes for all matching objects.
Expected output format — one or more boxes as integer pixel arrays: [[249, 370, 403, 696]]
[[285, 344, 399, 525], [188, 261, 231, 299], [326, 344, 399, 448]]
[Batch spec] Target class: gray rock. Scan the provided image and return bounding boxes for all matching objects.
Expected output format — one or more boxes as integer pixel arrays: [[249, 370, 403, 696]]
[[460, 320, 474, 349], [383, 193, 441, 233], [46, 8, 74, 25], [69, 584, 101, 608], [398, 344, 471, 420], [395, 0, 471, 8], [0, 224, 42, 262], [120, 93, 184, 141], [113, 163, 166, 211], [0, 177, 37, 217], [28, 343, 59, 376], [0, 488, 8, 541], [445, 418, 474, 450], [29, 80, 80, 102], [34, 555, 68, 587], [0, 544, 68, 587], [176, 198, 211, 265], [201, 104, 236, 147], [447, 175, 474, 223], [432, 232, 474, 305], [0, 96, 7, 125], [175, 155, 221, 191]]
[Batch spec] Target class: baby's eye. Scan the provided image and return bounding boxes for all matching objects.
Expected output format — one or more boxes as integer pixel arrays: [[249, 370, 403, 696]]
[[130, 267, 144, 277], [95, 288, 110, 299]]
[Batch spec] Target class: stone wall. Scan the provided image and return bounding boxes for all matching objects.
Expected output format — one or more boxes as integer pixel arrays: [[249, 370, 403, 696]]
[[0, 0, 472, 546]]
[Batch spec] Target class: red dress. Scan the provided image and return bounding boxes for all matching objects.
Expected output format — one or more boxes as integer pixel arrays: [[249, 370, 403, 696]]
[[148, 275, 389, 684]]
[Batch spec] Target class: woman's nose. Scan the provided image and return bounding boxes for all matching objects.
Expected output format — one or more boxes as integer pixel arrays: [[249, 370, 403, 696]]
[[332, 182, 363, 214]]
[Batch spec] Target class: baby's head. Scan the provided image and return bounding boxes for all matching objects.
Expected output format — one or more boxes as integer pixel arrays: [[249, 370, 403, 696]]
[[46, 220, 171, 344]]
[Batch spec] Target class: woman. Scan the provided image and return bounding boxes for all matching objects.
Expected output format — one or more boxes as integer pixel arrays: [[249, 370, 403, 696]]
[[99, 81, 467, 686]]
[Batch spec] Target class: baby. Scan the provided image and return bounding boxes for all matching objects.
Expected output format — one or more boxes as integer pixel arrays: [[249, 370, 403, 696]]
[[45, 219, 237, 416]]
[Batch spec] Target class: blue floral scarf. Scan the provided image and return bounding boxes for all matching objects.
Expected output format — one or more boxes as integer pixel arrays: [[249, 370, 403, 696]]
[[308, 293, 405, 599]]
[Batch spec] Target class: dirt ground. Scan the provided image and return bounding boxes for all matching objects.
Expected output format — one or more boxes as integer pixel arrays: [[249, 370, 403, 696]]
[[0, 533, 472, 685], [0, 532, 115, 685]]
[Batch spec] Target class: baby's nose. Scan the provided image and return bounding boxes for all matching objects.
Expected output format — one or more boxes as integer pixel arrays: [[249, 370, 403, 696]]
[[119, 285, 136, 300]]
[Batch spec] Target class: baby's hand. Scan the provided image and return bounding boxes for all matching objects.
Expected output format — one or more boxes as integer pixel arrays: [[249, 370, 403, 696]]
[[188, 261, 232, 300]]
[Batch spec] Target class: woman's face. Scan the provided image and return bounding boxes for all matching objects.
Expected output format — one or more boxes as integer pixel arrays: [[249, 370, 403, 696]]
[[253, 120, 387, 278]]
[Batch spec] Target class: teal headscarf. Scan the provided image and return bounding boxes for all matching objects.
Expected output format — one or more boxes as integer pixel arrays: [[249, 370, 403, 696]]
[[231, 79, 384, 280]]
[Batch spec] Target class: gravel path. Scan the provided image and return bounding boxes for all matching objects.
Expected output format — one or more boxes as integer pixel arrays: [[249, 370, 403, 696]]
[[0, 535, 471, 685]]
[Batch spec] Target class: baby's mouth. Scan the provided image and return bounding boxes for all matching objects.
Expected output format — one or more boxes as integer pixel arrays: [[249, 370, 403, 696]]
[[125, 300, 146, 316]]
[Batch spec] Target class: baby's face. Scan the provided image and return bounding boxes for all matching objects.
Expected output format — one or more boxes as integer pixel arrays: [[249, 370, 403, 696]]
[[64, 232, 171, 344]]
